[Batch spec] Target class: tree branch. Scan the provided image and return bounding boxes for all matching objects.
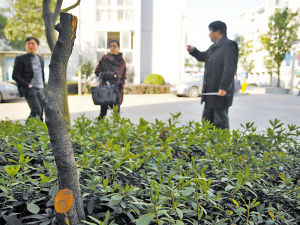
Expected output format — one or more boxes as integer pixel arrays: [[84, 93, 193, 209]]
[[42, 0, 51, 16], [43, 0, 55, 51], [52, 0, 63, 23], [61, 0, 81, 13]]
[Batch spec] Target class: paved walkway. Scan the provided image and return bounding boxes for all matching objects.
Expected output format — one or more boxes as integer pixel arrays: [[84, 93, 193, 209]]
[[1, 87, 299, 130]]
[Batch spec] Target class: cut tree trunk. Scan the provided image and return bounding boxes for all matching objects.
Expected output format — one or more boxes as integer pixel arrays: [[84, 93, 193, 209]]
[[39, 12, 85, 225], [43, 0, 70, 123]]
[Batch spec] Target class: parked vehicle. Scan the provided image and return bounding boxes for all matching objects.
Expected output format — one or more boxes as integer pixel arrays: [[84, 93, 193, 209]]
[[171, 75, 241, 97], [0, 82, 19, 102]]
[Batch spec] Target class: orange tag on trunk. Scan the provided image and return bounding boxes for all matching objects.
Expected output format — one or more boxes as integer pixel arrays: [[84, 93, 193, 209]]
[[54, 189, 74, 213]]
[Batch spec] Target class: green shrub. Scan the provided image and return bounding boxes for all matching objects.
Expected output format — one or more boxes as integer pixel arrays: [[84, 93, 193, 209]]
[[81, 61, 94, 77], [0, 116, 299, 224], [124, 84, 170, 94], [143, 74, 165, 85]]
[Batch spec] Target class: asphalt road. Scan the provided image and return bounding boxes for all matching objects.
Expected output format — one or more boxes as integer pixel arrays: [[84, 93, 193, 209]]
[[0, 93, 299, 131]]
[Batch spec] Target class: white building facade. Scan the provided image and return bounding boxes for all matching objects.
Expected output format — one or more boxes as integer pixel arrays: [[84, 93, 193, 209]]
[[237, 0, 300, 88], [63, 0, 187, 84]]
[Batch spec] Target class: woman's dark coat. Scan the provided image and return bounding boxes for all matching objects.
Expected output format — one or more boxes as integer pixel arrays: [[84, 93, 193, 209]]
[[95, 53, 126, 106], [189, 36, 238, 109]]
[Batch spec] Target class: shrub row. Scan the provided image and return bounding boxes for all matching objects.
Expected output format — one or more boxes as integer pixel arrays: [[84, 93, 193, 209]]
[[67, 82, 170, 95], [124, 84, 170, 94], [0, 115, 299, 224]]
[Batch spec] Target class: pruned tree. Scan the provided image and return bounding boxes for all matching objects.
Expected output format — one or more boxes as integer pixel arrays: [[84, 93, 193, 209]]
[[43, 0, 80, 52], [260, 7, 300, 87], [43, 0, 80, 124], [39, 11, 85, 224]]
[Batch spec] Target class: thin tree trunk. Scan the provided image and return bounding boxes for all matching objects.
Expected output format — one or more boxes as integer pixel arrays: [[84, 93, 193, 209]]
[[270, 73, 272, 87], [43, 0, 70, 123], [39, 12, 85, 224], [277, 65, 281, 88]]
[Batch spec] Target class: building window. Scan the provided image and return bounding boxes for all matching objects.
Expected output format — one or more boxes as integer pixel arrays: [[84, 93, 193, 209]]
[[117, 0, 124, 6], [121, 32, 130, 49], [5, 58, 15, 81], [97, 31, 135, 81], [98, 31, 106, 48], [126, 0, 133, 7], [96, 0, 134, 23], [107, 32, 120, 48]]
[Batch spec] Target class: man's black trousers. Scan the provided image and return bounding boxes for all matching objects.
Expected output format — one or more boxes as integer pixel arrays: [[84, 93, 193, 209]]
[[202, 104, 229, 129], [25, 87, 43, 121]]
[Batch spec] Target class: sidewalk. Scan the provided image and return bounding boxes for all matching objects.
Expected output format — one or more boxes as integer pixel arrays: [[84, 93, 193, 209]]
[[0, 94, 197, 121], [240, 86, 266, 95]]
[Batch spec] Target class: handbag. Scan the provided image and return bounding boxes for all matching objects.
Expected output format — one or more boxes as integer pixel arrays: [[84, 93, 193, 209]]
[[91, 81, 117, 105]]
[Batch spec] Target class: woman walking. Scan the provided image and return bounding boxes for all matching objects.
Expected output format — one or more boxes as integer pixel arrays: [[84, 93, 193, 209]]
[[95, 40, 126, 119]]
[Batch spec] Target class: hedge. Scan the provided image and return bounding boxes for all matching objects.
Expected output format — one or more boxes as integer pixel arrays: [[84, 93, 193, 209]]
[[67, 83, 170, 95], [0, 114, 299, 224]]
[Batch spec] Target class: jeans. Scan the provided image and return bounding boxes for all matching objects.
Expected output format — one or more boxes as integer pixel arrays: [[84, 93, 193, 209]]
[[202, 105, 229, 129], [25, 87, 43, 121]]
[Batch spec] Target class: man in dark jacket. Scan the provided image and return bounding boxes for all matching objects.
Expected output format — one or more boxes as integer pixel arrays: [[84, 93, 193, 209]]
[[187, 21, 238, 129], [12, 37, 45, 121]]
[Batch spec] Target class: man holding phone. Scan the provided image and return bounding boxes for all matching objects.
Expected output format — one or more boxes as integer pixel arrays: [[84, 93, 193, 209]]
[[187, 21, 238, 129]]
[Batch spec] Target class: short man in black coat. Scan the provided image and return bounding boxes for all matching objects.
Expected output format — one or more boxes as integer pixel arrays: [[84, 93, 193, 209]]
[[12, 37, 45, 121], [187, 21, 238, 129]]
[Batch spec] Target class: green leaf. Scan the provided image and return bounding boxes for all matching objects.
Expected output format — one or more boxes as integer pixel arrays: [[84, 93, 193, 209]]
[[182, 187, 195, 196], [27, 203, 40, 214], [87, 198, 95, 214], [88, 215, 101, 224], [2, 215, 23, 225], [136, 213, 155, 225], [176, 208, 183, 220], [225, 185, 235, 192], [176, 220, 184, 225], [104, 210, 110, 225], [0, 185, 9, 196], [221, 177, 228, 183]]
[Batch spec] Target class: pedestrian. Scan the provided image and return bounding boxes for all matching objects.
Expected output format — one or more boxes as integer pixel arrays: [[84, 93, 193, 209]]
[[187, 21, 238, 129], [12, 37, 45, 121], [95, 40, 126, 120]]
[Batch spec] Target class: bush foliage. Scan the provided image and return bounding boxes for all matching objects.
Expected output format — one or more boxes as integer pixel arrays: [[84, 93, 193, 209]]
[[143, 74, 165, 85], [0, 114, 299, 225], [124, 84, 170, 94]]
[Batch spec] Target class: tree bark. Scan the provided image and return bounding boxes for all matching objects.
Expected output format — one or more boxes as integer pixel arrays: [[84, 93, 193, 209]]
[[43, 0, 70, 123], [39, 12, 85, 224]]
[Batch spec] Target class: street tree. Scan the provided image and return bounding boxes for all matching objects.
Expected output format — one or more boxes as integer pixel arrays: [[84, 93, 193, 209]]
[[260, 7, 300, 87], [236, 35, 255, 75], [4, 0, 45, 42]]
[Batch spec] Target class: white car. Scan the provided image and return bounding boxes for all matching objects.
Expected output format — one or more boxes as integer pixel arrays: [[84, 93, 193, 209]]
[[0, 82, 19, 102], [171, 76, 241, 98]]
